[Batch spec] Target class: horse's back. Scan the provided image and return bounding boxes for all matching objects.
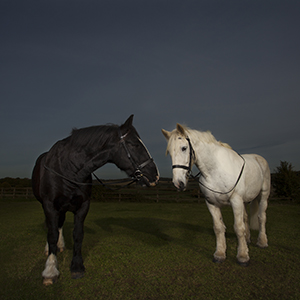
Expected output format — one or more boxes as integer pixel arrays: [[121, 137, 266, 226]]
[[243, 154, 270, 177], [32, 152, 48, 203]]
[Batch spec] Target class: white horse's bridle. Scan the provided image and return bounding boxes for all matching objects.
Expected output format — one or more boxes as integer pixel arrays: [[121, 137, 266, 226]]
[[172, 135, 246, 194], [172, 136, 195, 178]]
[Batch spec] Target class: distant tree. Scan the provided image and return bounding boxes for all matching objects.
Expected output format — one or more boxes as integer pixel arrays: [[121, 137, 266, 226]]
[[0, 181, 11, 188], [272, 161, 300, 202], [0, 177, 31, 187]]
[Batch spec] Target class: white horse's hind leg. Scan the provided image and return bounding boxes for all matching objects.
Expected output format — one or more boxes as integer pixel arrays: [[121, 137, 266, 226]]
[[206, 201, 226, 263], [255, 156, 270, 248], [243, 204, 251, 244], [257, 192, 269, 248], [42, 254, 60, 285], [45, 228, 65, 256], [231, 198, 250, 265], [249, 198, 260, 231]]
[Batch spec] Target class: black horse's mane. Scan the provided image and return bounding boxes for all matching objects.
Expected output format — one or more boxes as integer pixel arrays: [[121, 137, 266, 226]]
[[68, 124, 119, 150], [67, 123, 140, 151]]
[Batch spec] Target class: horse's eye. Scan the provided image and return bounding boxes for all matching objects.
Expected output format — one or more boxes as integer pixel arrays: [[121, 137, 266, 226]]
[[182, 146, 187, 152]]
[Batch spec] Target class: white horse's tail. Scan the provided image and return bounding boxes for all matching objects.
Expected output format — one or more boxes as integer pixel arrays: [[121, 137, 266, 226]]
[[249, 198, 259, 230]]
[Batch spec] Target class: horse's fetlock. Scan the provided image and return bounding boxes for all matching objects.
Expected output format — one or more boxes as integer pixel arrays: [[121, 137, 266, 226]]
[[42, 254, 60, 280], [213, 250, 226, 263], [237, 253, 249, 265]]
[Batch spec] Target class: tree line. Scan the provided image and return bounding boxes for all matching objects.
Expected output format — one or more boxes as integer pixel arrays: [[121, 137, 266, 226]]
[[272, 161, 300, 202], [0, 177, 32, 188]]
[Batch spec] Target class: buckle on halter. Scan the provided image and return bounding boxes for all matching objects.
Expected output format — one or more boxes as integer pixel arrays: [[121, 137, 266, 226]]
[[134, 169, 143, 180]]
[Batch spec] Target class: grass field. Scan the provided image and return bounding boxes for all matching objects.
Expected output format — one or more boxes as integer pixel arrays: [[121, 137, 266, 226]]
[[0, 198, 299, 299]]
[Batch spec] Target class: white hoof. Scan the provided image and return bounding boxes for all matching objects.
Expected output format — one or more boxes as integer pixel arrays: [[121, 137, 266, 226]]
[[43, 276, 58, 286]]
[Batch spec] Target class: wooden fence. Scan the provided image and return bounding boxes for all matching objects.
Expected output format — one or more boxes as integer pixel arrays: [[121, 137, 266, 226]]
[[91, 186, 203, 203], [0, 179, 204, 203], [92, 178, 203, 203], [0, 187, 34, 199]]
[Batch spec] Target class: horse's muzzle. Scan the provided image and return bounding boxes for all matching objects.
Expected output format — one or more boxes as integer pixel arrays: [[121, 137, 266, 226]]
[[139, 175, 159, 187], [174, 180, 186, 191]]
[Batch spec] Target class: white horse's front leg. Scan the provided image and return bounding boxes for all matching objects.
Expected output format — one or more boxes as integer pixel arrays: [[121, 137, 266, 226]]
[[231, 198, 250, 266], [206, 201, 226, 263]]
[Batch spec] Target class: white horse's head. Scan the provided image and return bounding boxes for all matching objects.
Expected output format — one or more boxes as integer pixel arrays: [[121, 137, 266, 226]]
[[162, 124, 194, 191]]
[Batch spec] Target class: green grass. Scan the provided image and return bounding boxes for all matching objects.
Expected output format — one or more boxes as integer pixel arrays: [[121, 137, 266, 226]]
[[0, 199, 299, 299]]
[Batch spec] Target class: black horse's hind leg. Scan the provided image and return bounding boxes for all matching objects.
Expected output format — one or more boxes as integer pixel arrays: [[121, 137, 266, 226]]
[[70, 200, 90, 279], [44, 211, 66, 255], [57, 212, 66, 253]]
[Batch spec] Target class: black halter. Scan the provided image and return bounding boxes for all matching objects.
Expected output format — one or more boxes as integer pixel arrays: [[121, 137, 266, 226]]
[[172, 136, 195, 178], [118, 129, 154, 181]]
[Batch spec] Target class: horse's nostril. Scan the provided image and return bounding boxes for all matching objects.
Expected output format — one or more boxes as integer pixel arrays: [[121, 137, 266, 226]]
[[179, 181, 185, 190]]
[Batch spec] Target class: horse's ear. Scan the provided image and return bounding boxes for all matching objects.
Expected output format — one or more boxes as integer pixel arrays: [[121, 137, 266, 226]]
[[122, 114, 134, 129], [161, 129, 171, 141], [176, 123, 186, 136]]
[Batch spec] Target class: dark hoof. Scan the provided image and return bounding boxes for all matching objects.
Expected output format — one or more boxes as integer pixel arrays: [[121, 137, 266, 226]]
[[71, 272, 85, 279], [213, 257, 225, 264], [237, 260, 249, 267]]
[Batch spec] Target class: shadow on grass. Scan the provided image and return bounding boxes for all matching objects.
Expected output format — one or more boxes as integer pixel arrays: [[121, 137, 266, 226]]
[[93, 217, 235, 261], [96, 217, 206, 240]]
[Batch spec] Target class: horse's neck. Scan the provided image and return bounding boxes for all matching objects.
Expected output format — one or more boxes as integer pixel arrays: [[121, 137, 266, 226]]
[[194, 142, 238, 180], [69, 140, 115, 179], [86, 149, 113, 172]]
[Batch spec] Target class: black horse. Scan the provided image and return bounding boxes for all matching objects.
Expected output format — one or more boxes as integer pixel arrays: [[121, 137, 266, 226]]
[[32, 115, 159, 285]]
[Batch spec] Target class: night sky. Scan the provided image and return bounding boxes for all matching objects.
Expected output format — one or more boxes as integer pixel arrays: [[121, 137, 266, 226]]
[[1, 0, 299, 179]]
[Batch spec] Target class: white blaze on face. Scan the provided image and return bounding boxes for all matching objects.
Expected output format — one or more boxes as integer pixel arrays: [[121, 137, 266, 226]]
[[170, 136, 190, 190]]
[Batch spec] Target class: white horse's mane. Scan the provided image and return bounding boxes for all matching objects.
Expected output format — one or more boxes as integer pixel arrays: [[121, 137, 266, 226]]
[[166, 125, 232, 154]]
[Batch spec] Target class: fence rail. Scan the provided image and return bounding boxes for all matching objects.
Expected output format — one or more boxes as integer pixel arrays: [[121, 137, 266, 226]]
[[1, 187, 34, 199], [91, 187, 202, 203], [0, 181, 203, 203]]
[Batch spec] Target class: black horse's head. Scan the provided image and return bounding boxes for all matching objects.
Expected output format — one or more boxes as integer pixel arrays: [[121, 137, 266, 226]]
[[114, 115, 159, 187]]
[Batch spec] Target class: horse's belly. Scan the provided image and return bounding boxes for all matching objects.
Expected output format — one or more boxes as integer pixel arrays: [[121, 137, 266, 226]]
[[242, 187, 262, 202]]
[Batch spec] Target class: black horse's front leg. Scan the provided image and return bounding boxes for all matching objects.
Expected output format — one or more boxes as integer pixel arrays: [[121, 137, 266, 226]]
[[42, 212, 60, 285], [70, 201, 90, 279]]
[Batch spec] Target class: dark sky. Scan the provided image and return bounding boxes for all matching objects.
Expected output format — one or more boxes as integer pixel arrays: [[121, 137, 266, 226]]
[[1, 0, 300, 179]]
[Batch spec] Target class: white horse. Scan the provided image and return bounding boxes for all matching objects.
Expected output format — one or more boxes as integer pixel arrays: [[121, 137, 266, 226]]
[[162, 124, 270, 266]]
